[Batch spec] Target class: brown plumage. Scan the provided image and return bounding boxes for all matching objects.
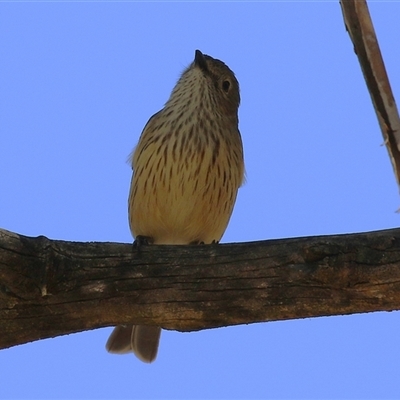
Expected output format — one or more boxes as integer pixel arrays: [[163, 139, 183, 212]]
[[106, 50, 244, 363]]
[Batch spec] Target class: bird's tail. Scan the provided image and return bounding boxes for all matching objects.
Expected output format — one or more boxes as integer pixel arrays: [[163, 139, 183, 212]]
[[106, 325, 161, 363]]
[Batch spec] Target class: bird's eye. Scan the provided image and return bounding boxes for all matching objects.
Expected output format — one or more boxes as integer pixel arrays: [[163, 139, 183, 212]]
[[222, 80, 231, 92]]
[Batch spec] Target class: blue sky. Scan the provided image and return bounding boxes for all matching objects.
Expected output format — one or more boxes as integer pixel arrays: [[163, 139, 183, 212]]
[[1, 2, 400, 399]]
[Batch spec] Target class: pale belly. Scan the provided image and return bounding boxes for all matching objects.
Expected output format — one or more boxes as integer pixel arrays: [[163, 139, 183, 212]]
[[128, 140, 240, 245]]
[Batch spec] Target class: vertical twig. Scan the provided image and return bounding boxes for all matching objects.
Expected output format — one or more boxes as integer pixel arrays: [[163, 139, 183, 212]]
[[340, 0, 400, 191]]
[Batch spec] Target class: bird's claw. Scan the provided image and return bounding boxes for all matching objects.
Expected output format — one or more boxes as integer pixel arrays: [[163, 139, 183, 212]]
[[133, 235, 154, 246]]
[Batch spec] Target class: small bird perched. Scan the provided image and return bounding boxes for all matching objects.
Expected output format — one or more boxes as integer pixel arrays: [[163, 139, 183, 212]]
[[106, 50, 245, 363]]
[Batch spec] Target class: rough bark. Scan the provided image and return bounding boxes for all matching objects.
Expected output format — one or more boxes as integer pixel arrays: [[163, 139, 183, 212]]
[[1, 227, 400, 350]]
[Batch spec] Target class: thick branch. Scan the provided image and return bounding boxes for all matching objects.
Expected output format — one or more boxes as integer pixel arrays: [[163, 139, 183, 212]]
[[1, 227, 400, 350]]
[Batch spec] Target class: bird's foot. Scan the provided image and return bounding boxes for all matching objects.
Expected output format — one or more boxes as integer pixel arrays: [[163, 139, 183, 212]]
[[134, 235, 154, 246], [133, 235, 154, 255], [190, 239, 219, 245]]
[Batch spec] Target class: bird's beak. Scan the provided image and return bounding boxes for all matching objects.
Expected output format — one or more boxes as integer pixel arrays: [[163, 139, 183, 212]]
[[194, 50, 208, 72]]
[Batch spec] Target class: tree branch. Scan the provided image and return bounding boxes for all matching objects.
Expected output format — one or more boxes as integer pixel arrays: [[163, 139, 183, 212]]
[[340, 0, 400, 189], [1, 227, 400, 350]]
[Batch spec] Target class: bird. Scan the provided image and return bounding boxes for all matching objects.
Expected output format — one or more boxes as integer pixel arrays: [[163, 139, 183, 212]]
[[106, 49, 245, 363]]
